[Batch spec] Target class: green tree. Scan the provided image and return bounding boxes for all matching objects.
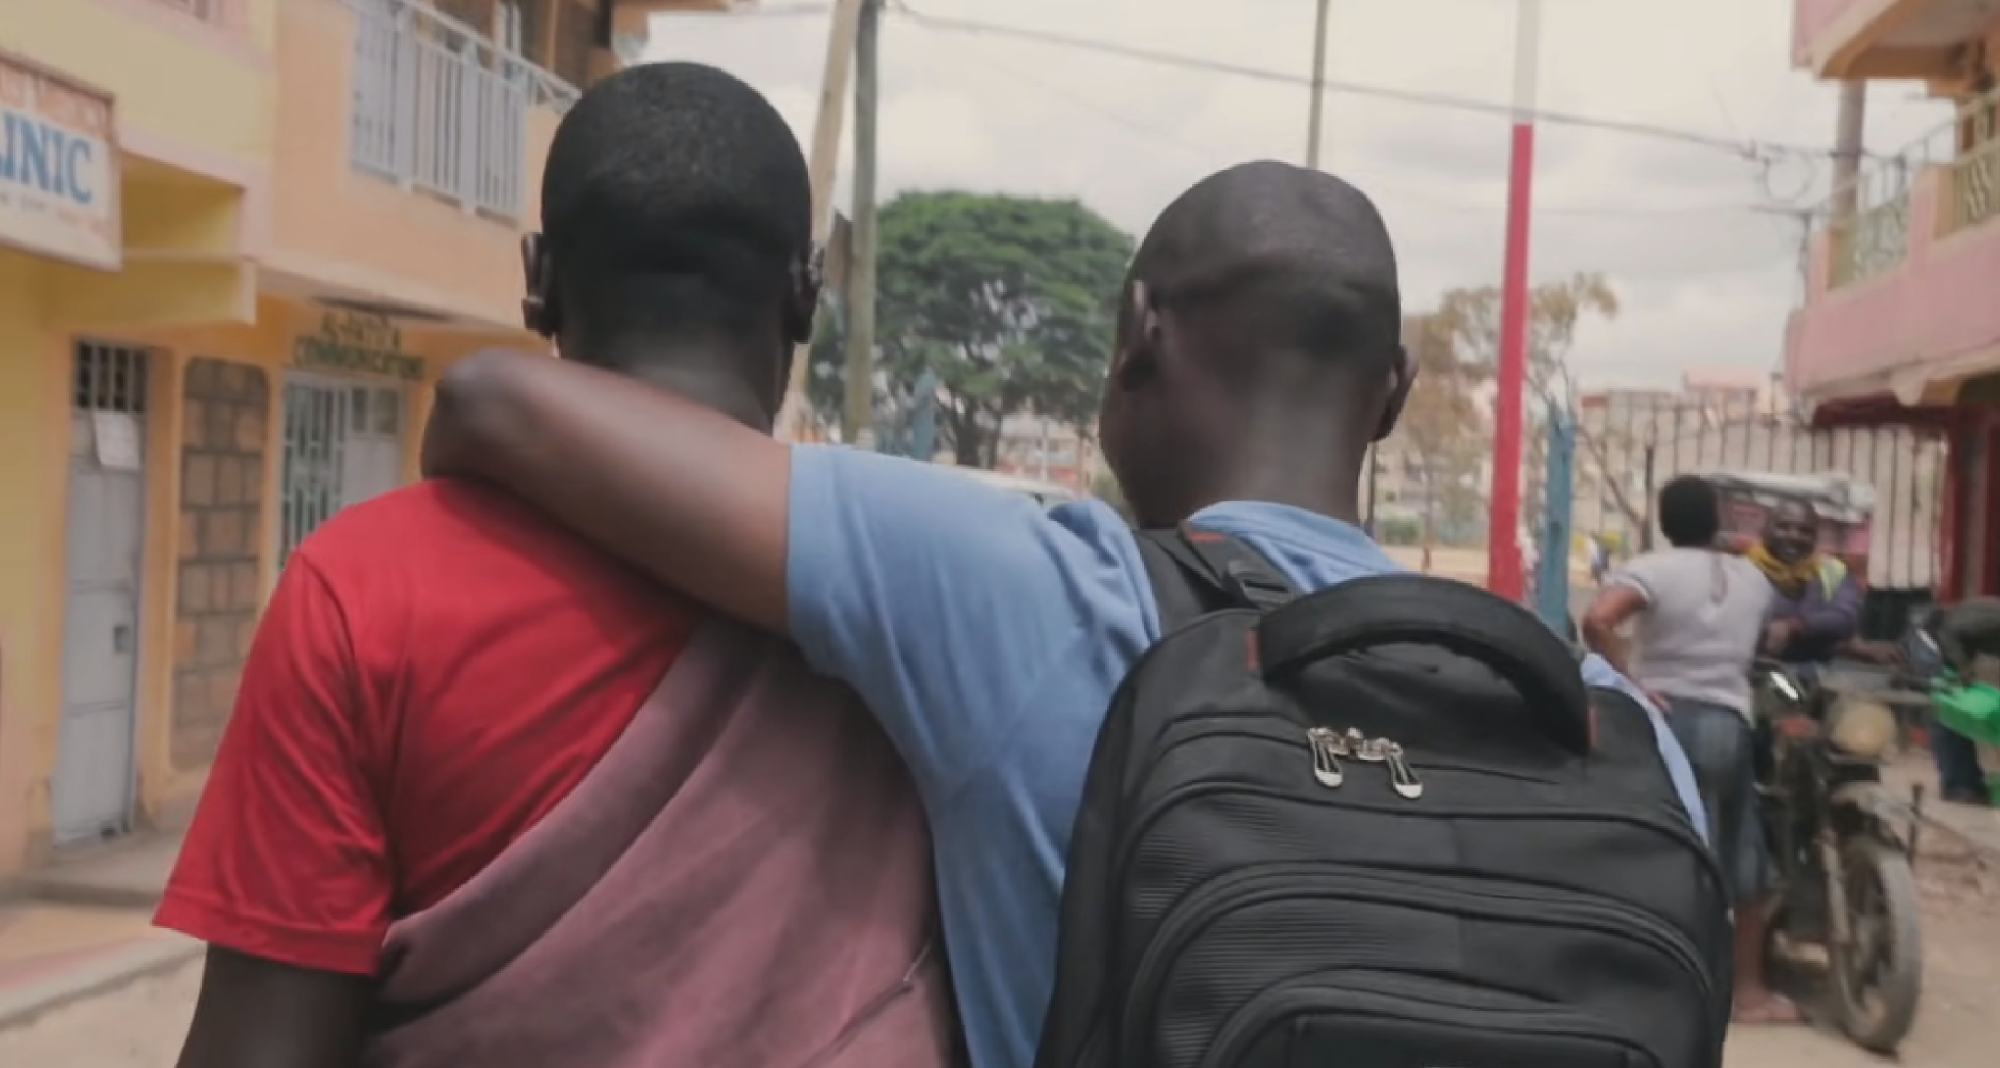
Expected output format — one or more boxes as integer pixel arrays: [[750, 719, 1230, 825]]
[[809, 191, 1134, 466], [1375, 515, 1422, 547]]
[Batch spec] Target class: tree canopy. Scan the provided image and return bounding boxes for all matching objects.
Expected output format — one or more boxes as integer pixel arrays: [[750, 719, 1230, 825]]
[[1394, 273, 1622, 546], [808, 191, 1134, 466], [1427, 271, 1619, 408]]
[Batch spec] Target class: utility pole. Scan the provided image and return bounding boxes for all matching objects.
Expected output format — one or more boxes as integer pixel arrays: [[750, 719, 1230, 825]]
[[1305, 0, 1373, 525], [1485, 0, 1541, 600], [778, 0, 868, 441], [1305, 0, 1330, 168], [843, 0, 882, 448]]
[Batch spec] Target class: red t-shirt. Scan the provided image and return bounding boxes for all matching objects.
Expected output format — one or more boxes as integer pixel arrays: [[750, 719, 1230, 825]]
[[155, 480, 696, 975]]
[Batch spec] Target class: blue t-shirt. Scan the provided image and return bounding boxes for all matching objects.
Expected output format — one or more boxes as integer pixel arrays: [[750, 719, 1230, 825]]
[[785, 446, 1707, 1068]]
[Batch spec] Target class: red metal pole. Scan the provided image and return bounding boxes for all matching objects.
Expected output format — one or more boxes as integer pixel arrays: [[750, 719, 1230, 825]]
[[1486, 0, 1541, 599]]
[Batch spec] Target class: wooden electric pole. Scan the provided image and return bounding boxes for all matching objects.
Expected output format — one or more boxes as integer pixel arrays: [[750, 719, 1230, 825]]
[[843, 0, 881, 447], [778, 0, 868, 440]]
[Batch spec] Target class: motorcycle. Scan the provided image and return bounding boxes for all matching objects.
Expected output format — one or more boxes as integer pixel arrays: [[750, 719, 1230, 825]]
[[1753, 657, 1923, 1053]]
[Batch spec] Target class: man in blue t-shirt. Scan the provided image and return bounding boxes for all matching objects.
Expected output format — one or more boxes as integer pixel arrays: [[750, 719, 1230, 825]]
[[423, 162, 1706, 1068]]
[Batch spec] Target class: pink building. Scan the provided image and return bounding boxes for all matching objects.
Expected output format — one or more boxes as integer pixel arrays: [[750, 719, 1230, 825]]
[[1787, 0, 2000, 597]]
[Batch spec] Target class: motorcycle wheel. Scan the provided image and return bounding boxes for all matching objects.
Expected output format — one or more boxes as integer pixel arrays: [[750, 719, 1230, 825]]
[[1829, 836, 1922, 1053]]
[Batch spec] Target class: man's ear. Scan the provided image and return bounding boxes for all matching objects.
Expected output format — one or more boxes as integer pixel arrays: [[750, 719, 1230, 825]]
[[783, 245, 823, 345], [1113, 280, 1162, 390], [1373, 343, 1415, 442], [520, 233, 561, 338]]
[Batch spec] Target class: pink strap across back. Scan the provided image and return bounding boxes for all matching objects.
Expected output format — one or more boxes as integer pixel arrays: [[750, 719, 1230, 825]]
[[360, 617, 958, 1068]]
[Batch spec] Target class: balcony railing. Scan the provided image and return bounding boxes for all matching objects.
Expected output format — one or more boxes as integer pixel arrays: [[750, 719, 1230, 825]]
[[1824, 165, 1912, 289], [346, 0, 578, 220], [1814, 86, 2000, 289], [1943, 88, 2000, 237]]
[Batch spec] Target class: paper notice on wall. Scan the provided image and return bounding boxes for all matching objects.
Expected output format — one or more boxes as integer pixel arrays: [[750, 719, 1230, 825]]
[[92, 411, 142, 470]]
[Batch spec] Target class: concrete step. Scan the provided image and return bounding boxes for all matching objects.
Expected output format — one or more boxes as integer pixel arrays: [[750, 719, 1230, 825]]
[[7, 833, 181, 911]]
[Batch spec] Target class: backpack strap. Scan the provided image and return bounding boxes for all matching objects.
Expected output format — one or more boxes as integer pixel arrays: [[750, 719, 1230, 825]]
[[1136, 526, 1298, 635]]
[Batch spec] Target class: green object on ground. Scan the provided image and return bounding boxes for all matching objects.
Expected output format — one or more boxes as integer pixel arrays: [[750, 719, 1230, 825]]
[[1933, 680, 2000, 745]]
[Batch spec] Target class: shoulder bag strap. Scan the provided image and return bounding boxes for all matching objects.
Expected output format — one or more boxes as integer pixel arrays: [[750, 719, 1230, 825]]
[[1136, 526, 1298, 635]]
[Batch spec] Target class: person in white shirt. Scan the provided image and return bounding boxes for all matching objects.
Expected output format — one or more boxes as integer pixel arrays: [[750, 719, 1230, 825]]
[[1581, 475, 1792, 1024]]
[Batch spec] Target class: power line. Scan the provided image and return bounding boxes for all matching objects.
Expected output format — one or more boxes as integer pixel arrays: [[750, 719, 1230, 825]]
[[888, 4, 1886, 165], [950, 42, 1787, 220], [722, 2, 1883, 168], [727, 1, 841, 15]]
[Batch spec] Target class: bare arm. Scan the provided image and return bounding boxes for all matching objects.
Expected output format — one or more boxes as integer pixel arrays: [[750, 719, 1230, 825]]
[[156, 556, 396, 1067], [422, 349, 792, 632], [174, 948, 369, 1068], [1581, 583, 1647, 680]]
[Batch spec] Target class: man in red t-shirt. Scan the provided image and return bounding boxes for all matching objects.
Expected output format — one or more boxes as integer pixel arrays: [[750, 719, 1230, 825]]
[[160, 66, 939, 1068]]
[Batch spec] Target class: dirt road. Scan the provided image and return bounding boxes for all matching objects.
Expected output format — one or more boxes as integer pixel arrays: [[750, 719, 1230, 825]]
[[1729, 815, 1998, 1068]]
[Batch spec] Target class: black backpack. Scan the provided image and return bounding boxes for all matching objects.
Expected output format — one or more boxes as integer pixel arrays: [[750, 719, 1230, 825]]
[[1031, 527, 1732, 1068]]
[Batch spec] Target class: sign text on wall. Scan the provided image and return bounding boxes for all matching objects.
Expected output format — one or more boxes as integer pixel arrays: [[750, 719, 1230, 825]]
[[293, 310, 425, 381], [0, 51, 117, 270]]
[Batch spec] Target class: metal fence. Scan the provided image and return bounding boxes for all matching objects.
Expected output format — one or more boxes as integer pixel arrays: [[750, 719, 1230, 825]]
[[151, 0, 227, 22], [1574, 395, 1945, 589], [346, 0, 579, 220]]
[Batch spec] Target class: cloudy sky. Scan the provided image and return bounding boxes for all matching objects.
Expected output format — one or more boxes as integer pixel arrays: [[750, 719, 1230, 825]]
[[641, 0, 1950, 389]]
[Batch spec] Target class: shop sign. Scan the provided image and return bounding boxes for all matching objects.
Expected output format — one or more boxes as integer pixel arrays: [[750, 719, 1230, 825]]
[[0, 51, 117, 271], [293, 310, 425, 381]]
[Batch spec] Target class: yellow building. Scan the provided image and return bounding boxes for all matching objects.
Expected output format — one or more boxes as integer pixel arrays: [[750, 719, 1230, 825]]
[[0, 0, 731, 879]]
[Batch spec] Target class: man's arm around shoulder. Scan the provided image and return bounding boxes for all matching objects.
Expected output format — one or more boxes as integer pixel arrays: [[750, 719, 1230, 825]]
[[425, 350, 1145, 800], [424, 349, 791, 630]]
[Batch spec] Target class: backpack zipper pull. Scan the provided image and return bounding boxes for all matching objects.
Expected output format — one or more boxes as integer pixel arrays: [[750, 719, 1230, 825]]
[[1306, 727, 1345, 787], [1381, 740, 1423, 799], [1349, 732, 1424, 799]]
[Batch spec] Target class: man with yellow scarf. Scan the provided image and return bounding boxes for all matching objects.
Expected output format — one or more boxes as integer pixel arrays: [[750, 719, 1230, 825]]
[[1749, 500, 1862, 667]]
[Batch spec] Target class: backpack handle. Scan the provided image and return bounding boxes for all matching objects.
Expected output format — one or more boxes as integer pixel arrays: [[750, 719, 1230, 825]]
[[1256, 574, 1593, 753]]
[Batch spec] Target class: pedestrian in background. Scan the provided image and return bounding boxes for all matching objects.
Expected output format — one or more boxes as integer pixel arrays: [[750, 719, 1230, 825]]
[[1582, 475, 1794, 1024]]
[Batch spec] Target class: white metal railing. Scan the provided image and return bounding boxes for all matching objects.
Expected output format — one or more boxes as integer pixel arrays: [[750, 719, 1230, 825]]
[[151, 0, 227, 23], [1816, 83, 2000, 288], [1817, 150, 1913, 289], [345, 0, 579, 220], [1944, 87, 2000, 235]]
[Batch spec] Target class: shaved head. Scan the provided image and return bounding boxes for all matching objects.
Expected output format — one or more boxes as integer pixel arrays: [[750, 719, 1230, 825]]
[[1099, 162, 1412, 528], [1129, 162, 1403, 369]]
